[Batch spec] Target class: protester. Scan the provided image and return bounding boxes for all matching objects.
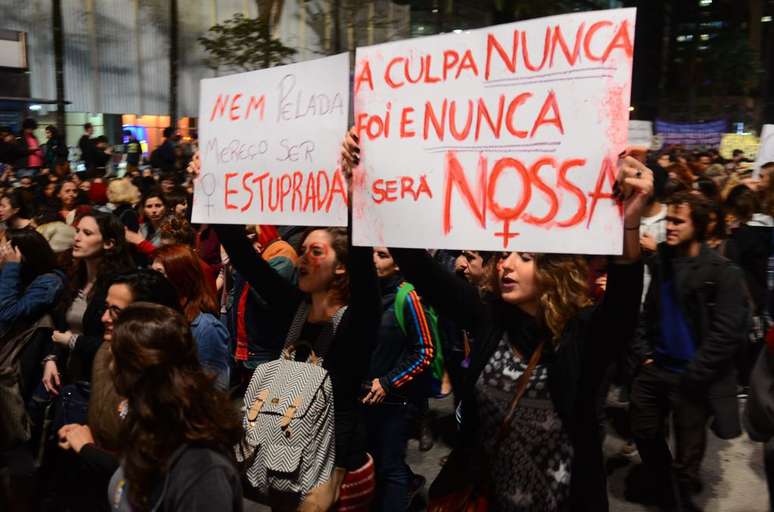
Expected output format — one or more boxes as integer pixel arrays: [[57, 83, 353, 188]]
[[342, 131, 652, 511], [57, 179, 80, 225], [105, 303, 243, 511], [105, 178, 141, 232], [365, 246, 435, 511], [138, 189, 167, 248], [152, 127, 178, 173], [212, 211, 381, 509], [0, 190, 34, 230], [79, 123, 95, 171], [225, 225, 297, 390], [152, 244, 230, 390], [43, 212, 135, 393], [123, 130, 141, 175], [43, 125, 69, 177], [629, 191, 749, 510], [0, 229, 65, 337], [56, 270, 181, 511], [16, 119, 44, 179], [0, 231, 64, 511]]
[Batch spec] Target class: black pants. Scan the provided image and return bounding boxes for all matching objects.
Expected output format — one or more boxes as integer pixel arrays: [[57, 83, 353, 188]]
[[630, 364, 710, 495]]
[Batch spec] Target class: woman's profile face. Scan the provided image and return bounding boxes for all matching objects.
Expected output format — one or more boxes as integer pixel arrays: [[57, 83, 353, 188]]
[[297, 230, 343, 295], [497, 252, 539, 307], [0, 197, 17, 222]]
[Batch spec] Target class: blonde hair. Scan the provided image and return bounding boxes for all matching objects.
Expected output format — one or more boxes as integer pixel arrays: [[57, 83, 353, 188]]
[[107, 178, 141, 206], [490, 253, 593, 343]]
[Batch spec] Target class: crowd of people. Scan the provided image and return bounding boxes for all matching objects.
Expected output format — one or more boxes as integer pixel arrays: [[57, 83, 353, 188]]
[[0, 117, 772, 512]]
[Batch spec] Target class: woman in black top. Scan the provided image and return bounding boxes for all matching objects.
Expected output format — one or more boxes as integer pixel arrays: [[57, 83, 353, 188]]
[[42, 212, 135, 392], [215, 218, 381, 505], [342, 131, 652, 511]]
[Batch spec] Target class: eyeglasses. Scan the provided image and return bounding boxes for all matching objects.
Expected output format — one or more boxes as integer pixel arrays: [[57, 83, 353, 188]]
[[106, 305, 124, 320]]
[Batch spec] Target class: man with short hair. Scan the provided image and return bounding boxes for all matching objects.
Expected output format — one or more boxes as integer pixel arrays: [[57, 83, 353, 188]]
[[152, 126, 178, 173], [628, 191, 749, 511], [78, 123, 95, 172], [123, 130, 141, 175]]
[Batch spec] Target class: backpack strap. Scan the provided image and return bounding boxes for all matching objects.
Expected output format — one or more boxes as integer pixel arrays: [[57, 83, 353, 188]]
[[393, 282, 414, 335], [281, 302, 348, 366]]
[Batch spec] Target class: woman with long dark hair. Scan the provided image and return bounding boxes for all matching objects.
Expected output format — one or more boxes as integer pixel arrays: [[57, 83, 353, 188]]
[[42, 212, 135, 393], [341, 132, 653, 511], [215, 219, 381, 510], [151, 244, 230, 391], [43, 125, 69, 177], [105, 303, 243, 511], [177, 135, 384, 510], [0, 229, 64, 337], [0, 190, 33, 230]]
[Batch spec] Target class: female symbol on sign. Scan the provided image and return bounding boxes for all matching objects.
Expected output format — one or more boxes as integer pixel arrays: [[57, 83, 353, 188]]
[[200, 173, 217, 216], [488, 158, 532, 248]]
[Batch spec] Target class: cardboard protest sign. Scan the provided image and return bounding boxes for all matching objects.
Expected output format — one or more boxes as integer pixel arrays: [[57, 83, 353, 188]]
[[352, 9, 636, 254], [193, 53, 350, 226], [719, 133, 759, 161], [755, 125, 774, 178]]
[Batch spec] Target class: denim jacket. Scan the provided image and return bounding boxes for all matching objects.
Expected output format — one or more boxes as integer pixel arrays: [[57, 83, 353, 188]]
[[0, 262, 65, 337], [191, 312, 230, 391]]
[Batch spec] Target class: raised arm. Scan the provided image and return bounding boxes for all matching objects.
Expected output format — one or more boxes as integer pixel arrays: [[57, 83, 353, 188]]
[[588, 156, 652, 370], [214, 224, 302, 325], [390, 249, 484, 334]]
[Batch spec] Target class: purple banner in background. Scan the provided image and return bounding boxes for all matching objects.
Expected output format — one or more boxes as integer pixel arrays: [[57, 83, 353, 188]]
[[654, 119, 727, 147]]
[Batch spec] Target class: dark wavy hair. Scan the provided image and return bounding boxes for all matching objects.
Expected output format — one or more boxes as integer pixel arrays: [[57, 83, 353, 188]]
[[1, 189, 33, 222], [111, 303, 242, 511], [61, 212, 135, 310], [6, 228, 59, 288]]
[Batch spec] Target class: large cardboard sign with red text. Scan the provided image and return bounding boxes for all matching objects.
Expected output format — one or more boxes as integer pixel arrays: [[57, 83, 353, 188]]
[[352, 9, 636, 253], [193, 53, 350, 226]]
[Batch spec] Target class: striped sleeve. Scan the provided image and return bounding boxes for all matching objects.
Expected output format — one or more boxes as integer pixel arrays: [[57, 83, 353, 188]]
[[384, 289, 435, 389]]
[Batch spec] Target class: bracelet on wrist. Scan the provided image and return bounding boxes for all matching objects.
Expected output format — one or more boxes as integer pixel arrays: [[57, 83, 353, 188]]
[[41, 355, 57, 366]]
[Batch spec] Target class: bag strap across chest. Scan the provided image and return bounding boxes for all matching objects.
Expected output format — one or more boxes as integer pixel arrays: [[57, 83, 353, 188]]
[[281, 302, 348, 366]]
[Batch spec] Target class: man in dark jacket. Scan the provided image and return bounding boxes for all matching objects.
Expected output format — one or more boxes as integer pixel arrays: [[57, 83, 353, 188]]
[[78, 123, 95, 171], [629, 191, 748, 511], [151, 127, 178, 173]]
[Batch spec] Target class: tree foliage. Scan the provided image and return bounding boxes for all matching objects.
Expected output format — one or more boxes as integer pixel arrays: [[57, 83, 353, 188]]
[[198, 13, 296, 72]]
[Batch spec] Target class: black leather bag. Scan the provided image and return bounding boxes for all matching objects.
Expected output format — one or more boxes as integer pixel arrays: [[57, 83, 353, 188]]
[[0, 317, 54, 450]]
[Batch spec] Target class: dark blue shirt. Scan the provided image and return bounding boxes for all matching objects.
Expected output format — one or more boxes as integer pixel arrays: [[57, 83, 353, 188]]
[[656, 278, 696, 372]]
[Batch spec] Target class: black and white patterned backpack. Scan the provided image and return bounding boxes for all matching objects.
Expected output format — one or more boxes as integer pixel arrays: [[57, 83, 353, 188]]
[[236, 302, 346, 499]]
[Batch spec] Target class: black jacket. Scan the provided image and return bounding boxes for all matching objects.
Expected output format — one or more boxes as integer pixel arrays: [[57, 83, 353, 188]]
[[725, 217, 773, 316], [49, 280, 111, 382], [215, 224, 381, 470], [745, 344, 774, 442], [368, 274, 433, 400], [392, 249, 643, 511], [632, 243, 748, 438]]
